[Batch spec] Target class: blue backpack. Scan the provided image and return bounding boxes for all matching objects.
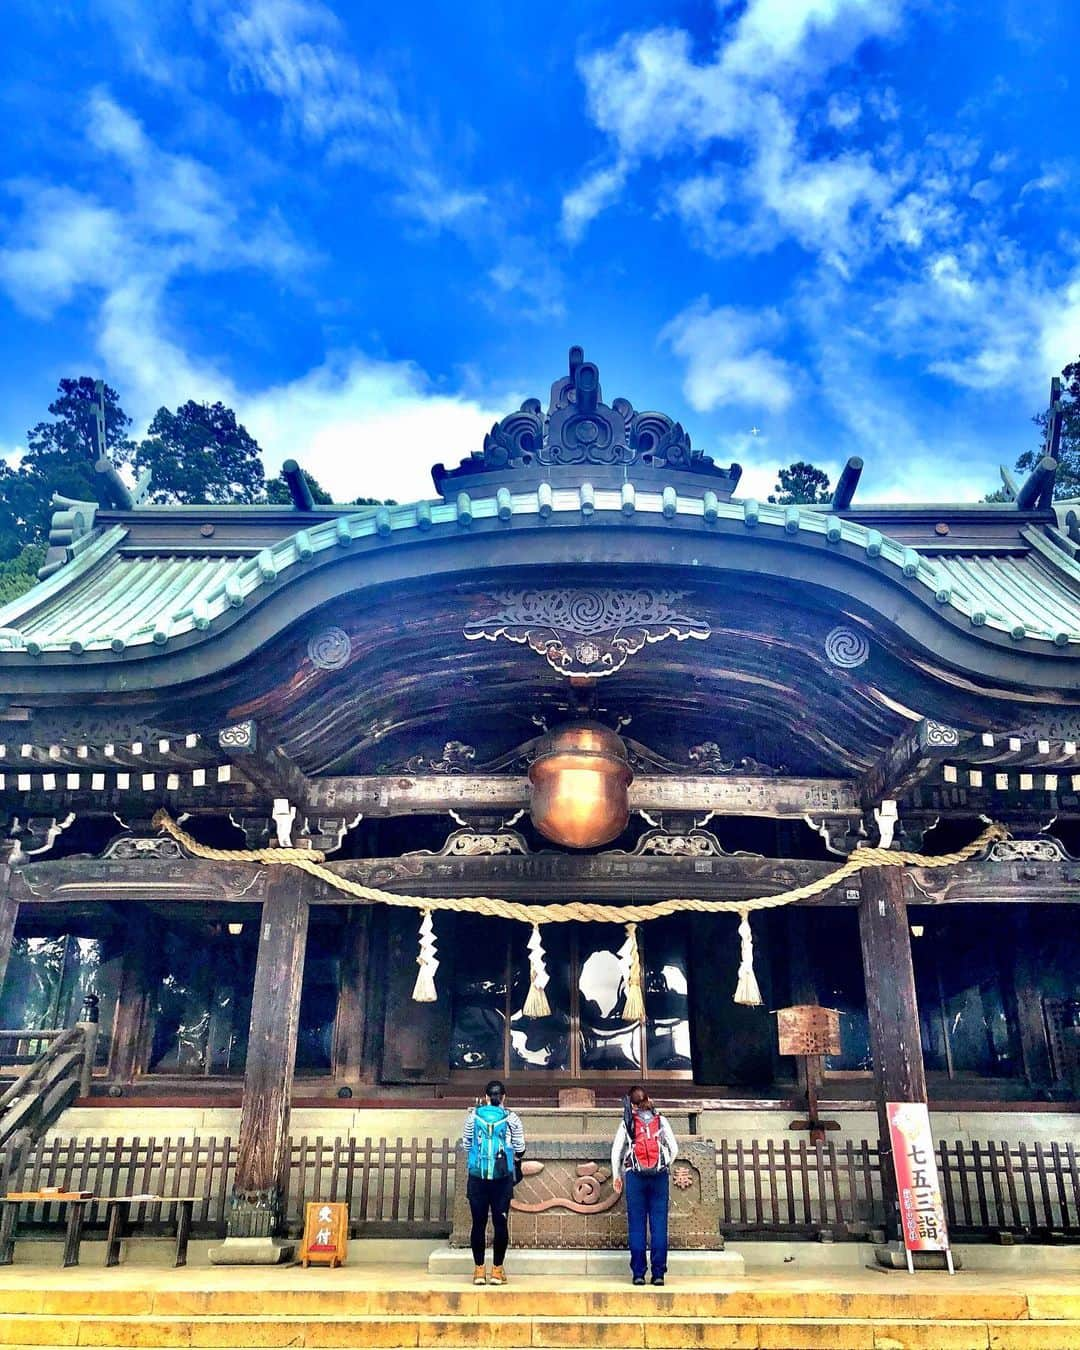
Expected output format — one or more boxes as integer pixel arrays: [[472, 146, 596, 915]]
[[468, 1105, 514, 1180]]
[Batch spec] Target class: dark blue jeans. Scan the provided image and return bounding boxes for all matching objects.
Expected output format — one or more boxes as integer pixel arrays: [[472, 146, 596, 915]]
[[624, 1170, 669, 1278]]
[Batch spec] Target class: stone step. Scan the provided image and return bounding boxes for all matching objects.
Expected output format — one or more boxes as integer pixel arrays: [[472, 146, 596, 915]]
[[0, 1316, 1077, 1349], [0, 1317, 1074, 1350], [1, 1285, 1074, 1318], [429, 1247, 745, 1278]]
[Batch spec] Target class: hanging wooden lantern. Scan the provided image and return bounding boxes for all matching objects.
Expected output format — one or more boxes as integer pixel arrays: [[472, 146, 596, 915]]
[[528, 721, 632, 848]]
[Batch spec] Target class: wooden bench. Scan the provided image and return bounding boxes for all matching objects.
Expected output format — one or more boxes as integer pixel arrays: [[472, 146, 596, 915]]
[[1, 1192, 199, 1267]]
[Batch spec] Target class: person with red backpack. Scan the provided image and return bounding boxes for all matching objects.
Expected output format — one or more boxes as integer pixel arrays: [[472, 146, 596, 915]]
[[610, 1084, 678, 1284], [461, 1079, 526, 1285]]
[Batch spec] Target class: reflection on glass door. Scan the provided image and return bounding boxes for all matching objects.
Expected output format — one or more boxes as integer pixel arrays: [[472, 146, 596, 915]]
[[450, 916, 691, 1079], [149, 927, 256, 1074]]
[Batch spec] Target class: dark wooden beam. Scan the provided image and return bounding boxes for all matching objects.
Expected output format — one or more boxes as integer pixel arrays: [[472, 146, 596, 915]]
[[228, 867, 310, 1244], [858, 718, 969, 808], [12, 847, 1080, 912], [10, 855, 276, 906], [217, 721, 311, 805], [306, 773, 860, 818], [859, 865, 927, 1243]]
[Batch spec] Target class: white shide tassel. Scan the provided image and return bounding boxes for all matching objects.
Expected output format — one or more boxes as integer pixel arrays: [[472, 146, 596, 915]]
[[411, 909, 439, 1003], [522, 923, 551, 1018], [733, 908, 763, 1007]]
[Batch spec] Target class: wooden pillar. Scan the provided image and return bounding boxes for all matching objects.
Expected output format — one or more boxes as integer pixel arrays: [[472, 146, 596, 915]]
[[218, 867, 309, 1254], [332, 907, 372, 1084], [107, 912, 155, 1083], [0, 841, 18, 1001], [858, 865, 927, 1241], [786, 909, 825, 1101], [1010, 908, 1053, 1090]]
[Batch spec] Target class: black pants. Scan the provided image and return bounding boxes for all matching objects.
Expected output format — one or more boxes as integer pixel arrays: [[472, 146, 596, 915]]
[[467, 1174, 514, 1266]]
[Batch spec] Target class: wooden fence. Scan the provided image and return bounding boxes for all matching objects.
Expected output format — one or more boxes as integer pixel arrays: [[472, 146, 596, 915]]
[[716, 1138, 884, 1237], [0, 1135, 1076, 1241], [0, 1135, 456, 1237]]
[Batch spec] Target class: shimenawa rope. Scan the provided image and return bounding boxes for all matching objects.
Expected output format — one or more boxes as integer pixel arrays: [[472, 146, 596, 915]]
[[152, 811, 1007, 1011]]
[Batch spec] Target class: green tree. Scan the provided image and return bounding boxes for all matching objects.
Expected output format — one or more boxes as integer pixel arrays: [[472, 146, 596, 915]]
[[0, 544, 46, 605], [768, 461, 832, 505], [17, 378, 134, 543], [1016, 358, 1080, 500], [134, 401, 265, 505], [264, 467, 334, 505]]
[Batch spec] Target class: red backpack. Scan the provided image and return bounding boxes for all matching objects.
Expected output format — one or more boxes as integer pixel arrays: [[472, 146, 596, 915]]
[[628, 1110, 664, 1174]]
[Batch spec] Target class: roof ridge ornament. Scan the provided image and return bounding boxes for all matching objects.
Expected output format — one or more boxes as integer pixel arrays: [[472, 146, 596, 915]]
[[432, 345, 742, 497]]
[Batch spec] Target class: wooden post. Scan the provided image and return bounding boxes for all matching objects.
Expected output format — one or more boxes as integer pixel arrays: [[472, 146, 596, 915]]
[[858, 865, 927, 1241], [211, 866, 309, 1262], [107, 914, 155, 1083], [786, 910, 825, 1111], [1009, 909, 1053, 1090], [0, 840, 18, 1002], [332, 907, 371, 1084]]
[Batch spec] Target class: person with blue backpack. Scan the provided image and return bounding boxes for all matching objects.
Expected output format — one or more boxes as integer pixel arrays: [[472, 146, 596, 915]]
[[610, 1084, 679, 1285], [461, 1079, 526, 1284]]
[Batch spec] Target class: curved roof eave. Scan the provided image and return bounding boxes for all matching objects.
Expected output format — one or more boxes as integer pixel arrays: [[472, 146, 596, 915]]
[[1, 485, 1079, 697]]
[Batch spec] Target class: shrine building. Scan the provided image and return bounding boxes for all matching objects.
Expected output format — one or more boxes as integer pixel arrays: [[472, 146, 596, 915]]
[[0, 347, 1077, 1248]]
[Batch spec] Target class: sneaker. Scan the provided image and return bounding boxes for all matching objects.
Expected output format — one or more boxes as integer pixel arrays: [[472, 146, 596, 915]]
[[489, 1265, 507, 1285], [651, 1275, 665, 1286], [472, 1266, 487, 1285], [632, 1276, 646, 1286]]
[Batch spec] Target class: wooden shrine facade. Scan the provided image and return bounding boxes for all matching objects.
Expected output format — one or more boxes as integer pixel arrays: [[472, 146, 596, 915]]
[[0, 348, 1078, 1239]]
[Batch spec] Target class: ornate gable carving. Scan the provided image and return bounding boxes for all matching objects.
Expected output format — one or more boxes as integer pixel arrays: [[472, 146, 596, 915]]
[[433, 346, 742, 495]]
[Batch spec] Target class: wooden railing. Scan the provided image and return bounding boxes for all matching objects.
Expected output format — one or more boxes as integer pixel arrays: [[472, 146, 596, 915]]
[[0, 1025, 97, 1161], [0, 1134, 1076, 1241]]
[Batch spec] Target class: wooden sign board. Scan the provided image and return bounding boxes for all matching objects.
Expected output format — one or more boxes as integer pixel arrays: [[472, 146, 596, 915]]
[[775, 1005, 842, 1057], [300, 1200, 349, 1268]]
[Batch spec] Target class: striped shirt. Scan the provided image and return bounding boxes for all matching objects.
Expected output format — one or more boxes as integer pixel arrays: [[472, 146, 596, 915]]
[[461, 1107, 526, 1152]]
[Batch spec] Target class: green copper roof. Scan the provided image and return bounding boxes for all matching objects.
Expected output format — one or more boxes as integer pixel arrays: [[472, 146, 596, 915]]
[[1, 486, 1079, 656]]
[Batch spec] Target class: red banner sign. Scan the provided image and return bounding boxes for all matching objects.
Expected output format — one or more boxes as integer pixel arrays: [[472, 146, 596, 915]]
[[886, 1102, 950, 1254]]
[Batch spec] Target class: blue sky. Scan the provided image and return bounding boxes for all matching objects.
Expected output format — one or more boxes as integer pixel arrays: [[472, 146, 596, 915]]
[[1, 0, 1077, 504]]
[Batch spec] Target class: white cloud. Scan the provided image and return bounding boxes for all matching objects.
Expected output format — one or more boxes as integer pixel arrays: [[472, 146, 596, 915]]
[[826, 92, 862, 130], [241, 354, 506, 501], [0, 186, 125, 317], [720, 0, 903, 81], [205, 0, 403, 146], [660, 298, 796, 414], [561, 161, 629, 243], [881, 249, 1080, 394], [565, 0, 908, 246]]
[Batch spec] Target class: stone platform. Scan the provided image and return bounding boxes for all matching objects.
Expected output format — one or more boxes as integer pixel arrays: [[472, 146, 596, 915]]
[[430, 1246, 746, 1277], [0, 1263, 1077, 1347]]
